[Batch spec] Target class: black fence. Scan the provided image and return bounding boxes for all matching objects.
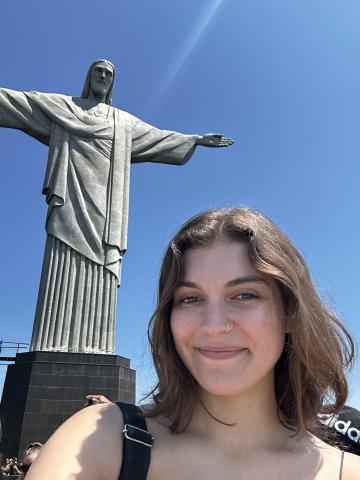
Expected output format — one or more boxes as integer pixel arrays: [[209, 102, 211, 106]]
[[0, 340, 29, 362]]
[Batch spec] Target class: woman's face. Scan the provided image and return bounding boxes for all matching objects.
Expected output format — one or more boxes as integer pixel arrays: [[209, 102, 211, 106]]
[[170, 240, 288, 398]]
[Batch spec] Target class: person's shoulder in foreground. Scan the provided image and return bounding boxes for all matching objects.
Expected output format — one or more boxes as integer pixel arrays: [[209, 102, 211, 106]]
[[26, 405, 360, 480], [343, 452, 360, 479], [309, 434, 360, 479], [25, 402, 124, 480]]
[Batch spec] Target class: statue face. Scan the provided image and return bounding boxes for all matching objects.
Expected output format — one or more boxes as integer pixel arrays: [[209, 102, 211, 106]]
[[89, 62, 114, 98]]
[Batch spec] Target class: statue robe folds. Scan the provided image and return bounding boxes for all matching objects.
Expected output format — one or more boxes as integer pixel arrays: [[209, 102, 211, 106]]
[[0, 88, 197, 353]]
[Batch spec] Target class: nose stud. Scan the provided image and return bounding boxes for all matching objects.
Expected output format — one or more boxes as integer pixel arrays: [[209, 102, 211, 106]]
[[225, 320, 234, 333]]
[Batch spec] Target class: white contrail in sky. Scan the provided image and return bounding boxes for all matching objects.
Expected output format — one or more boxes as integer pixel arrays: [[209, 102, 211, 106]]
[[144, 0, 226, 116]]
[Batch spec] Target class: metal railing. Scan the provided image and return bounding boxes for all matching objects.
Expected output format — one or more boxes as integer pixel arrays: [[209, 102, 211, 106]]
[[0, 340, 29, 362]]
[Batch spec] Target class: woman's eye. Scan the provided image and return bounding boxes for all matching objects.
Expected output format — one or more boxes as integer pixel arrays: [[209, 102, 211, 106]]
[[177, 295, 201, 305], [233, 292, 258, 300]]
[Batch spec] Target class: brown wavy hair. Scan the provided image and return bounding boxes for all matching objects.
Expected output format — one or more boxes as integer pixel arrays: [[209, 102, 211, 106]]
[[146, 207, 355, 435]]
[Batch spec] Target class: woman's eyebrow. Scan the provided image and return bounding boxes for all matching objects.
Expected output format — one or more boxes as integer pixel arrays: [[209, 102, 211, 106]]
[[176, 280, 198, 289], [176, 275, 266, 290], [227, 275, 267, 287]]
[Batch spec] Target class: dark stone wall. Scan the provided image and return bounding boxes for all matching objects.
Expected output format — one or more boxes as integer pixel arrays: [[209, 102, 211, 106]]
[[0, 351, 135, 457]]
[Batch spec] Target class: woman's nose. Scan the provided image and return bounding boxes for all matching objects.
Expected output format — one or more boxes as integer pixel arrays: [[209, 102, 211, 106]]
[[201, 301, 229, 335]]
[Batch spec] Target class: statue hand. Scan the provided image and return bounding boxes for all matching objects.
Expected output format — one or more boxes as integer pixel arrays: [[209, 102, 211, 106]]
[[197, 133, 234, 148]]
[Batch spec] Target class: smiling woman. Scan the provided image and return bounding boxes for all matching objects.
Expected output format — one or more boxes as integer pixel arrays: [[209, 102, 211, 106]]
[[26, 208, 360, 480], [148, 208, 354, 434]]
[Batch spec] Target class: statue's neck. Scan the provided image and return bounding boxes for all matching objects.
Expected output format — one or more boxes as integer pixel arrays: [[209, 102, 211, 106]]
[[87, 91, 107, 105]]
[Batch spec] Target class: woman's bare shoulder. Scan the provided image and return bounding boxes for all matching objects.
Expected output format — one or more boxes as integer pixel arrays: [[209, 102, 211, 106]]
[[343, 451, 360, 480], [141, 405, 172, 437], [26, 402, 124, 480]]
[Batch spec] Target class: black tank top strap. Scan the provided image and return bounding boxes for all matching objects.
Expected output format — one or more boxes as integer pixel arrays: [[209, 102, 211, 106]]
[[116, 402, 154, 480]]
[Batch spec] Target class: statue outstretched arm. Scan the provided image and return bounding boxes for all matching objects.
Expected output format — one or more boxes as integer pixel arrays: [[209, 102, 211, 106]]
[[196, 133, 234, 147], [131, 119, 198, 166], [131, 120, 233, 166], [0, 88, 51, 145]]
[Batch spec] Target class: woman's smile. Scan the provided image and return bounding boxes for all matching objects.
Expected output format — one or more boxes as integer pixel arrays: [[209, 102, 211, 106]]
[[196, 346, 248, 360]]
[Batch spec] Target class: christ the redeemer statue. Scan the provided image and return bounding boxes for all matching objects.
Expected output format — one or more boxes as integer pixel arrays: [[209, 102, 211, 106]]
[[0, 59, 233, 354]]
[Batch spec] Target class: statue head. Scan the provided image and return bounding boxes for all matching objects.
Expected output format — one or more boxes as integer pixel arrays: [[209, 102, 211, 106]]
[[81, 59, 115, 105]]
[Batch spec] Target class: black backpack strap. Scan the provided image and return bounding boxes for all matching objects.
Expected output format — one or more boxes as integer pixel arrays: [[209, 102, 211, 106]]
[[116, 402, 154, 480]]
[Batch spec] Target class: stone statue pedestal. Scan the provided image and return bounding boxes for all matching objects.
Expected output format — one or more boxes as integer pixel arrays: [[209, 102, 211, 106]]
[[0, 351, 135, 457]]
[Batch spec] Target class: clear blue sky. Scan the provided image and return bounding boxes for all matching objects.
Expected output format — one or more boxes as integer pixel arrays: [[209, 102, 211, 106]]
[[0, 0, 359, 408]]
